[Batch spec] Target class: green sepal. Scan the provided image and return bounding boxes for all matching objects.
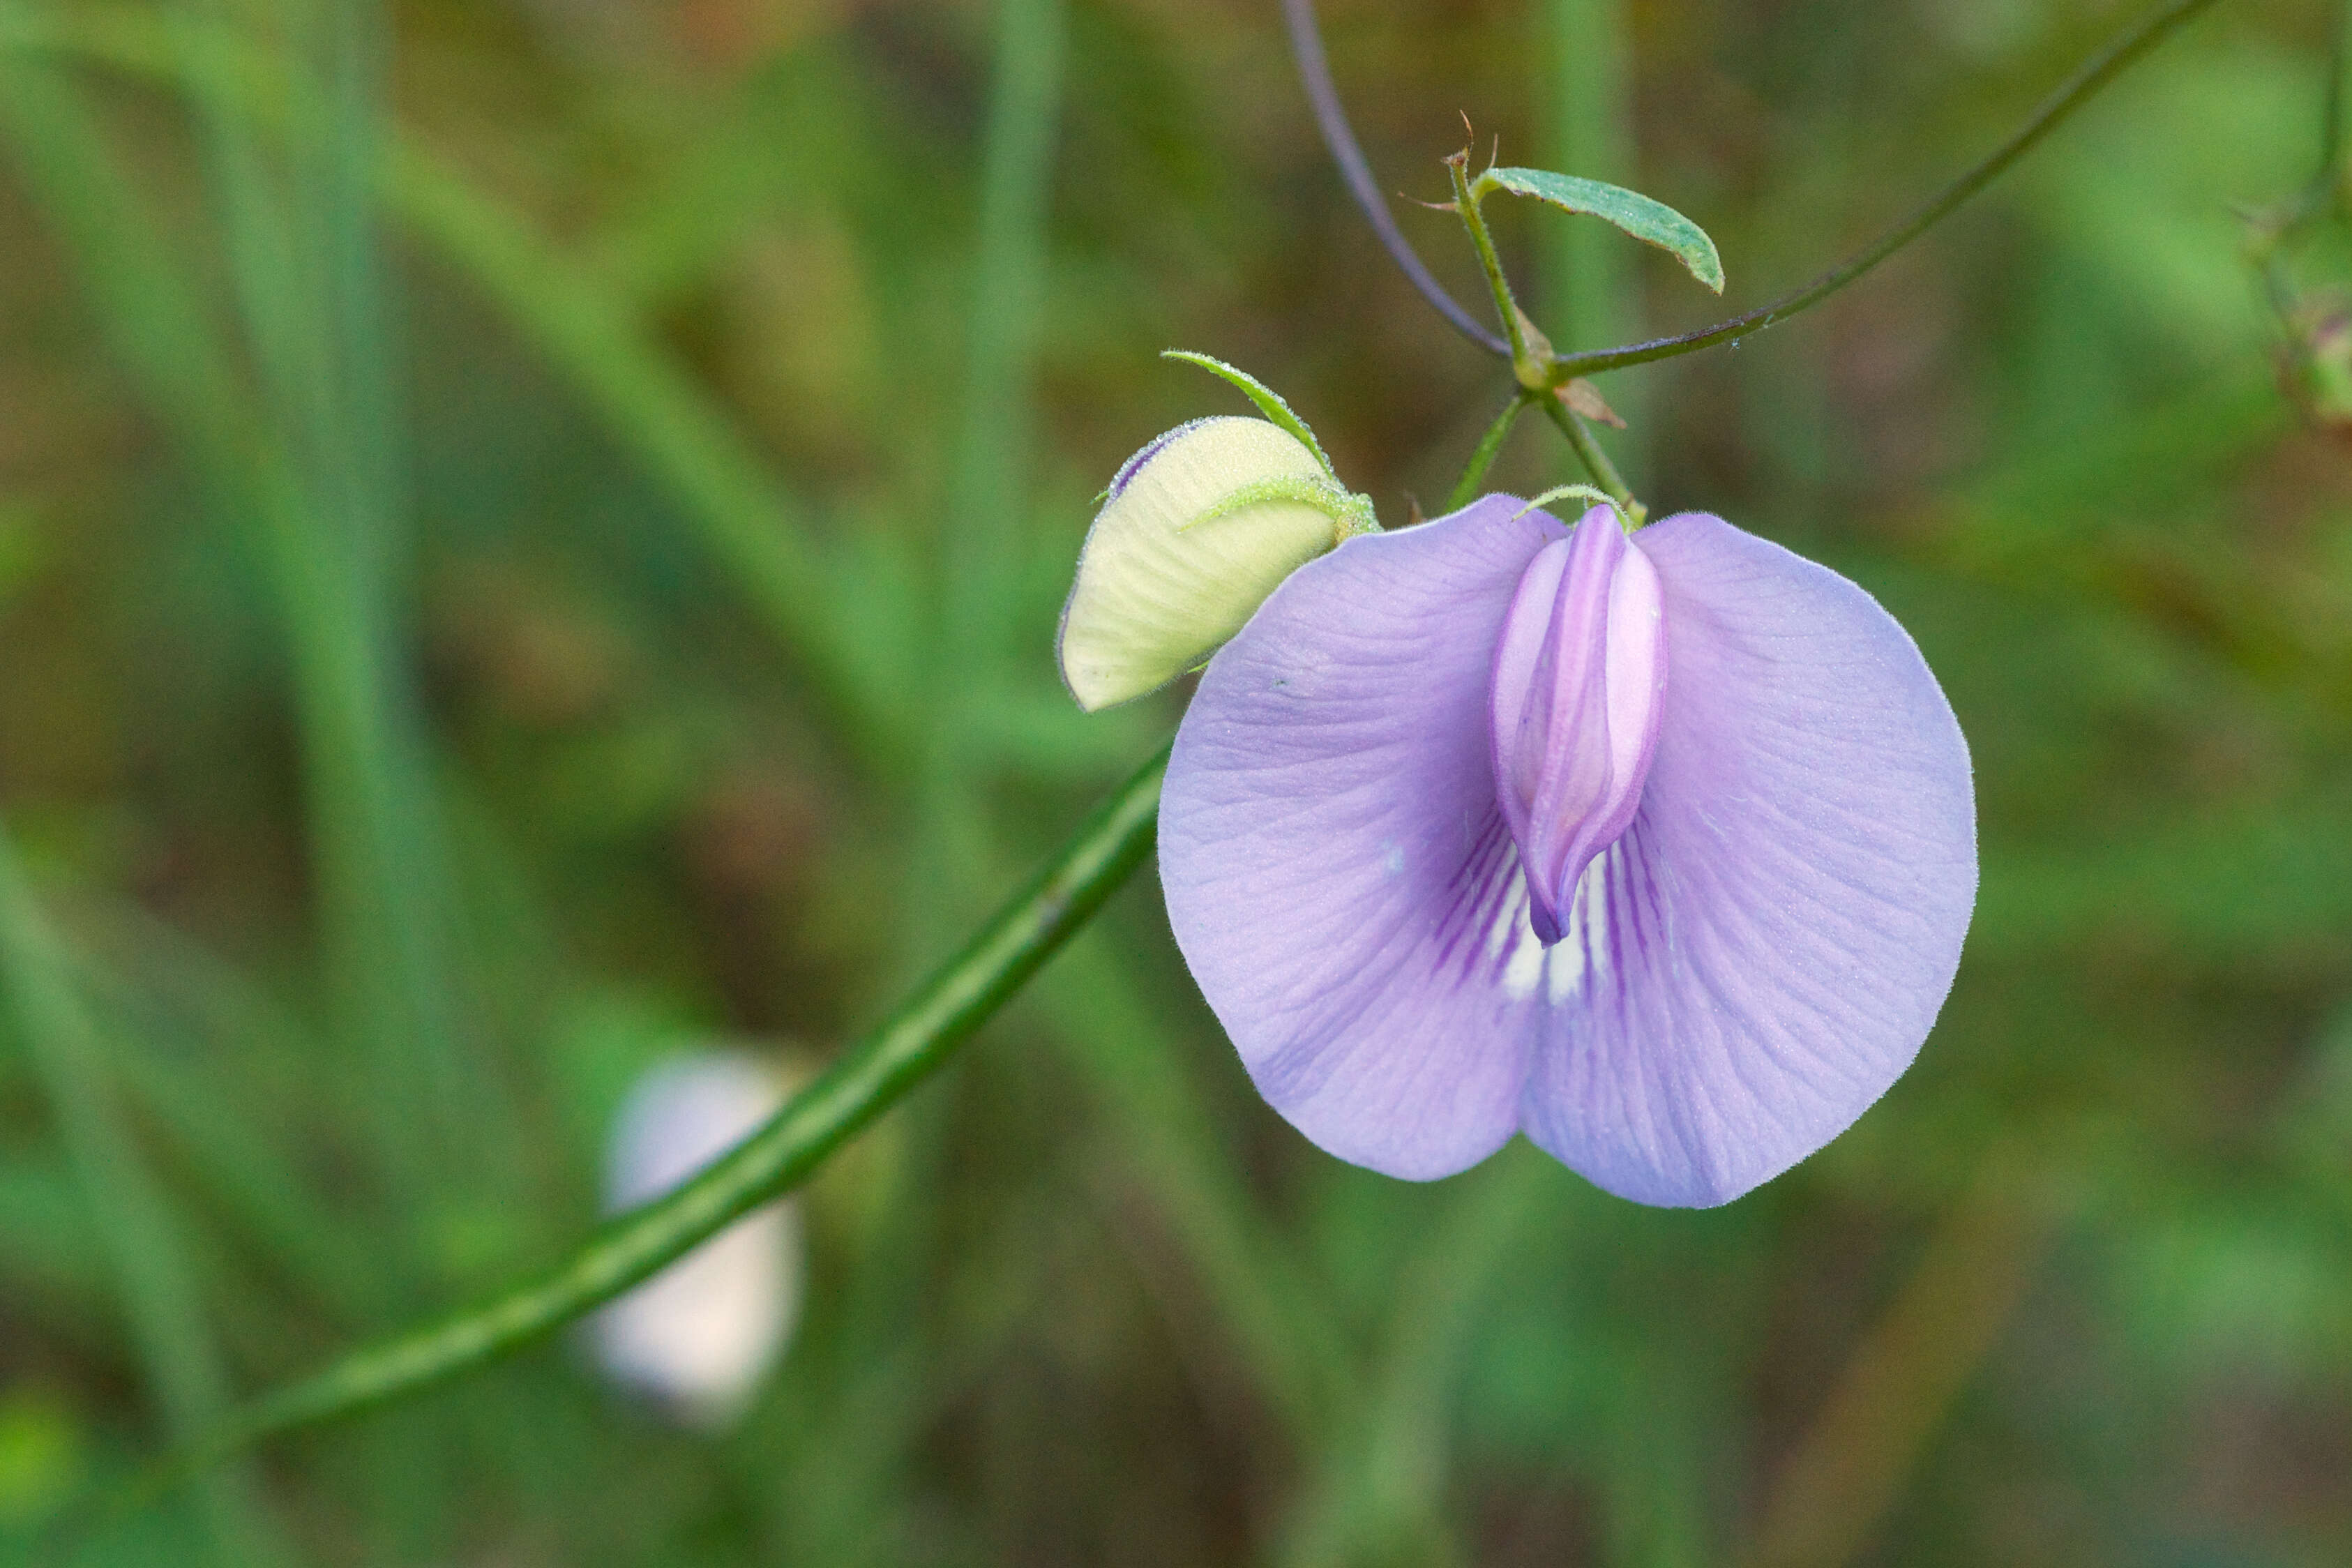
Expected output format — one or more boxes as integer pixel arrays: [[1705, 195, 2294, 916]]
[[1161, 349, 1339, 476], [1182, 474, 1378, 543], [1513, 484, 1638, 532]]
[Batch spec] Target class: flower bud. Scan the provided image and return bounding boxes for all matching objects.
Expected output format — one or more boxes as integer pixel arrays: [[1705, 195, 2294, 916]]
[[594, 1053, 801, 1428], [1488, 506, 1666, 945], [1059, 416, 1359, 711]]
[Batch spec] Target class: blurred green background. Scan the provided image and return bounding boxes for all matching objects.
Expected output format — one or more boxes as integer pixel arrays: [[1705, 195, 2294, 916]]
[[1, 0, 2350, 1561]]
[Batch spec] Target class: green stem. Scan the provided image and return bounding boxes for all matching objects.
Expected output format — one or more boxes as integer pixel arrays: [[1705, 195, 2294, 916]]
[[107, 744, 1168, 1503], [1446, 393, 1532, 512], [14, 10, 1358, 1518], [1446, 152, 1537, 380], [1550, 0, 2225, 378], [1537, 391, 1641, 520]]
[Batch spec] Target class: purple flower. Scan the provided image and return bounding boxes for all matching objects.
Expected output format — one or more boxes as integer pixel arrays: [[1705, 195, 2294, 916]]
[[1159, 497, 1975, 1206]]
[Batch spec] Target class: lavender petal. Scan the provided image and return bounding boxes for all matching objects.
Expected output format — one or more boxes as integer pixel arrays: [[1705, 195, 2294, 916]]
[[1162, 502, 1973, 1204], [1516, 513, 1977, 1205], [1160, 495, 1565, 1179]]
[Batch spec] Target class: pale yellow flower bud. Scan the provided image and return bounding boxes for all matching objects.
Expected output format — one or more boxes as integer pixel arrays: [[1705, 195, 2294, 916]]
[[1058, 416, 1365, 711]]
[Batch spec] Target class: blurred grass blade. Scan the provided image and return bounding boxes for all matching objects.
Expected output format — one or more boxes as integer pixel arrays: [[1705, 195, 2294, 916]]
[[0, 38, 243, 467], [381, 144, 913, 763], [935, 0, 1364, 1470], [1042, 938, 1348, 1442], [79, 917, 389, 1326], [0, 3, 905, 769], [1539, 0, 1645, 480], [0, 824, 293, 1567], [942, 0, 1066, 675], [1744, 1163, 2053, 1568], [1278, 1154, 1551, 1567], [0, 1, 469, 1266], [166, 0, 474, 1221], [12, 17, 1374, 1503], [917, 0, 1068, 959], [929, 0, 1369, 1487]]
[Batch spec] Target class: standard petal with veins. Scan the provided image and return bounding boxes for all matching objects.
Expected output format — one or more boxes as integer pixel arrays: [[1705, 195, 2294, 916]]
[[1159, 497, 1975, 1205]]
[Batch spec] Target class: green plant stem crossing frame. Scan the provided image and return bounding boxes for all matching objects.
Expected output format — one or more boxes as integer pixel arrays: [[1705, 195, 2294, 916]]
[[116, 743, 1168, 1502]]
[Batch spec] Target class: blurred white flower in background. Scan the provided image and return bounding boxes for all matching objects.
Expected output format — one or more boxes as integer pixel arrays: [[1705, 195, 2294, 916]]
[[594, 1052, 802, 1429]]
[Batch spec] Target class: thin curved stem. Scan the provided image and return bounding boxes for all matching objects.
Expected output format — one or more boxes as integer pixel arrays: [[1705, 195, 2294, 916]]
[[1447, 151, 1538, 378], [1279, 0, 1508, 356], [98, 744, 1168, 1512], [1446, 393, 1532, 512], [1537, 392, 1640, 520], [1551, 0, 2224, 378]]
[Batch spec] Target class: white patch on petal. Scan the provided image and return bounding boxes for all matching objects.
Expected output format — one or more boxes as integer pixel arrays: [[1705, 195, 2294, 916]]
[[1500, 919, 1547, 1000], [1544, 847, 1614, 1005], [1479, 863, 1551, 1002], [1545, 924, 1586, 1003], [1490, 847, 1622, 1006], [1580, 847, 1613, 978], [1380, 840, 1405, 877]]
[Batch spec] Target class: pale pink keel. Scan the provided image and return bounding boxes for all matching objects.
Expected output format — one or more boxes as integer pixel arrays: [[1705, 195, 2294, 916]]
[[1488, 514, 1666, 946]]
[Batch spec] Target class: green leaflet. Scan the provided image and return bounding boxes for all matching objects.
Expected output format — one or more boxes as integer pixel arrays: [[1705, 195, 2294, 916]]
[[1472, 167, 1724, 294]]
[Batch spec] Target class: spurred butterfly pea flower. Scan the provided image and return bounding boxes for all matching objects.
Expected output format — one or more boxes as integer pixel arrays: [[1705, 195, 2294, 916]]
[[1157, 496, 1976, 1207]]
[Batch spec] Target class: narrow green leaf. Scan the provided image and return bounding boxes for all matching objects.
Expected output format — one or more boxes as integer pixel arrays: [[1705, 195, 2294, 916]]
[[1160, 349, 1336, 476], [1473, 167, 1724, 294]]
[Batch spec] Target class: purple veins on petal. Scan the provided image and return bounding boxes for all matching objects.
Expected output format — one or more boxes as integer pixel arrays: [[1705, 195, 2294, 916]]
[[1159, 496, 1976, 1206], [1488, 509, 1666, 946]]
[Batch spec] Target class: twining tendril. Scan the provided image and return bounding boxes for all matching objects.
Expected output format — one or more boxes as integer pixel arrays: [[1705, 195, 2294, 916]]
[[1278, 0, 1507, 356], [1551, 0, 2225, 377], [1285, 0, 2227, 378]]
